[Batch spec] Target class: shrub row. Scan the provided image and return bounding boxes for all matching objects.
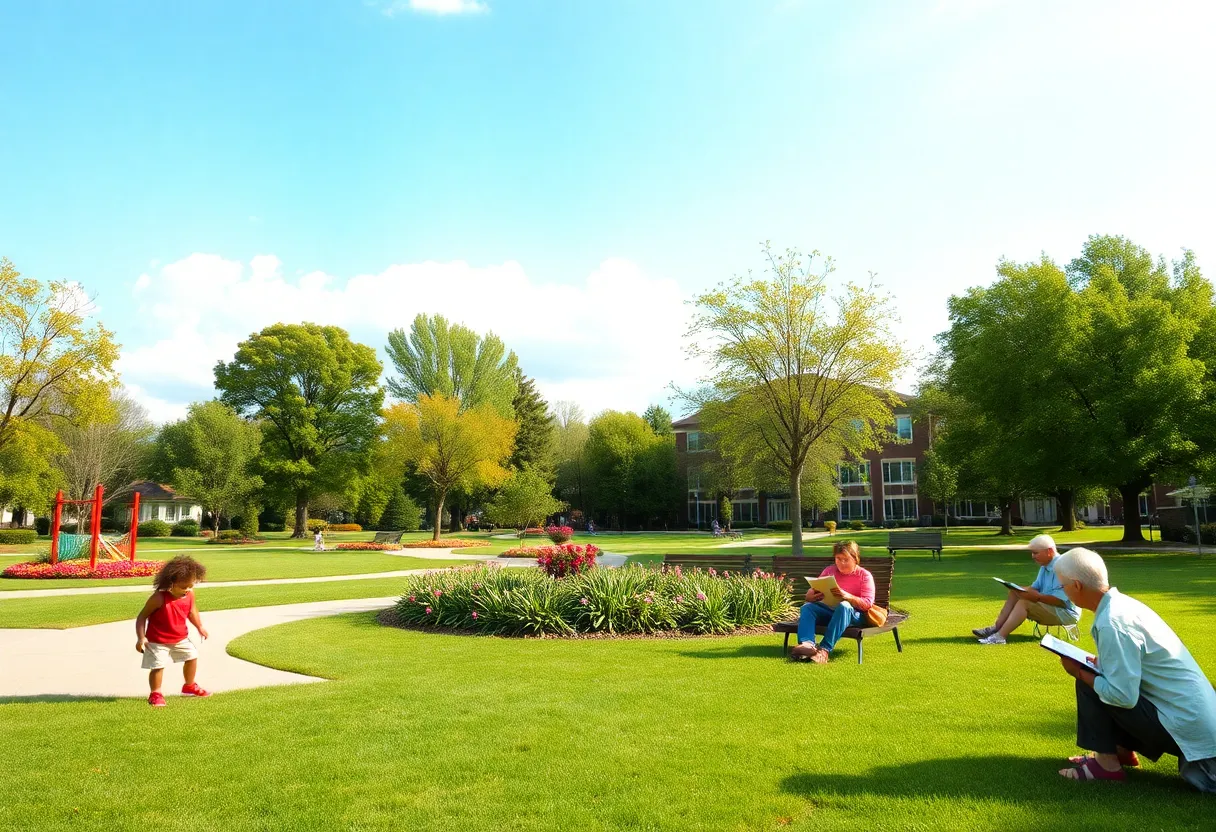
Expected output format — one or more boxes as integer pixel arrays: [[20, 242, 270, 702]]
[[171, 520, 200, 537], [401, 538, 489, 549], [138, 520, 172, 538], [0, 529, 37, 545], [392, 563, 795, 636], [335, 542, 398, 551]]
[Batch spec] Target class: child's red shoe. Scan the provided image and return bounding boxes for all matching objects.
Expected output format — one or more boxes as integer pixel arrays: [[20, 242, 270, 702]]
[[148, 692, 166, 707], [181, 683, 211, 698]]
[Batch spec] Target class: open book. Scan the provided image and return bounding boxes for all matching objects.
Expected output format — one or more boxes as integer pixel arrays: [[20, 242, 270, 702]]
[[1040, 634, 1101, 675], [993, 577, 1026, 592], [805, 576, 842, 607]]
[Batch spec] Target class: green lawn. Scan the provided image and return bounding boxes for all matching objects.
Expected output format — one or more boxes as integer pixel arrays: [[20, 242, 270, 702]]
[[1, 546, 1214, 829]]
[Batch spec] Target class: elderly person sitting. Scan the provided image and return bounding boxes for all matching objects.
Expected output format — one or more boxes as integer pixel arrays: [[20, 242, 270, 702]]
[[974, 533, 1081, 644], [790, 540, 875, 665], [1053, 547, 1216, 790]]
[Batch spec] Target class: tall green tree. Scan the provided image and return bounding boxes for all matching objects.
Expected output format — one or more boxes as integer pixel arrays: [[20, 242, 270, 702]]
[[681, 243, 906, 554], [215, 323, 383, 537], [585, 411, 678, 530], [507, 367, 554, 473], [0, 258, 119, 456], [386, 314, 518, 416], [643, 405, 674, 437], [552, 401, 590, 513], [485, 467, 566, 536], [0, 420, 63, 517], [153, 401, 264, 538]]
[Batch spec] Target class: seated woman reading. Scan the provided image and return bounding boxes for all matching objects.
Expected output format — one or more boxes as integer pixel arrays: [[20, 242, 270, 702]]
[[790, 540, 875, 664]]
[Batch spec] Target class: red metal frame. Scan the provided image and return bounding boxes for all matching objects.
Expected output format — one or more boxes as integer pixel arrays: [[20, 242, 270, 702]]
[[47, 485, 140, 566]]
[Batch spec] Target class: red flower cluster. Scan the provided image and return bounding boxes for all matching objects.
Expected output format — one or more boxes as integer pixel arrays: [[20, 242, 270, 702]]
[[2, 560, 165, 580], [545, 525, 574, 543], [502, 543, 600, 559], [533, 544, 598, 578], [334, 542, 399, 551]]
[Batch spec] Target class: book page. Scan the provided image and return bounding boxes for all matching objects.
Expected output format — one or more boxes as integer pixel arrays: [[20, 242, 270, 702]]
[[806, 576, 842, 607], [993, 577, 1025, 592], [1040, 634, 1101, 675]]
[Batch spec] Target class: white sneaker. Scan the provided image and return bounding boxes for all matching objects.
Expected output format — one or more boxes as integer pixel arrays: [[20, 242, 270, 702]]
[[979, 634, 1007, 645], [972, 625, 998, 638]]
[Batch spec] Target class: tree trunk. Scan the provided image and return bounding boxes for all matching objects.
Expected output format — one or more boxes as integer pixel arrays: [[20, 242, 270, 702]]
[[433, 490, 447, 541], [1000, 497, 1014, 536], [448, 496, 462, 534], [1118, 481, 1145, 543], [292, 496, 307, 539], [1055, 489, 1077, 532], [790, 464, 804, 556]]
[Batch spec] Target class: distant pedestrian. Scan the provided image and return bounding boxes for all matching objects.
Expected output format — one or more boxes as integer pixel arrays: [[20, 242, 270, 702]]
[[314, 528, 325, 551]]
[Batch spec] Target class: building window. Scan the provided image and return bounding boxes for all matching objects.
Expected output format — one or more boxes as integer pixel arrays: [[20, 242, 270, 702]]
[[1138, 494, 1150, 517], [882, 460, 916, 484], [686, 431, 705, 452], [688, 499, 717, 525], [838, 461, 871, 485], [732, 500, 759, 524], [767, 499, 790, 522], [884, 497, 918, 521], [687, 468, 703, 492], [838, 498, 873, 521], [895, 415, 913, 442], [953, 500, 996, 518], [164, 505, 178, 522]]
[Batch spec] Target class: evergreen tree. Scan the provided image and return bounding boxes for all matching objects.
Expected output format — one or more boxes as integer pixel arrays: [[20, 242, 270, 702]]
[[508, 367, 555, 473]]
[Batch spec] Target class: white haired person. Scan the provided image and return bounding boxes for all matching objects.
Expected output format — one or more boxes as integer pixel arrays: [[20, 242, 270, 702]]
[[974, 534, 1081, 644], [1053, 547, 1216, 789]]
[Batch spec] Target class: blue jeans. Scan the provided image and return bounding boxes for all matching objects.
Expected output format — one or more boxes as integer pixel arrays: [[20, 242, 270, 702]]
[[797, 601, 862, 652]]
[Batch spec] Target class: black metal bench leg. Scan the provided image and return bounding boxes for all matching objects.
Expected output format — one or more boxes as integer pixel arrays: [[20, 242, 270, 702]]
[[893, 627, 903, 652], [782, 632, 790, 655], [857, 637, 863, 664]]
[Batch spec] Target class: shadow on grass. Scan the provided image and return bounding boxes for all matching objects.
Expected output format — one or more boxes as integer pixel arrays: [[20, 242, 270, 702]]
[[0, 694, 122, 704], [677, 644, 783, 660], [781, 754, 1200, 809]]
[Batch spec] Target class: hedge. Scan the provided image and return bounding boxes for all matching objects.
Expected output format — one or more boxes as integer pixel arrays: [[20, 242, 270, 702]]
[[171, 520, 200, 537], [329, 523, 362, 532], [0, 529, 37, 545], [138, 520, 172, 538]]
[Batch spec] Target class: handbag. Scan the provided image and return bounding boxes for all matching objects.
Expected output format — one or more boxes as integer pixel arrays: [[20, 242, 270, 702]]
[[864, 605, 889, 628]]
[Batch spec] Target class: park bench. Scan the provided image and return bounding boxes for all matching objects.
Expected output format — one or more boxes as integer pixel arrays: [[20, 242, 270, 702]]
[[662, 554, 773, 575], [887, 530, 943, 560], [372, 531, 404, 546], [771, 555, 907, 664]]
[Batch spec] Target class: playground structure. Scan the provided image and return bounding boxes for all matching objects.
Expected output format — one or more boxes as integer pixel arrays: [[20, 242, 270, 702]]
[[48, 485, 141, 569]]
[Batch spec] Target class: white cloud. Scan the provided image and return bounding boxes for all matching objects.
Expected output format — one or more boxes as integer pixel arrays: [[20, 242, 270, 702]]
[[122, 383, 188, 425], [375, 0, 488, 17], [118, 253, 699, 423]]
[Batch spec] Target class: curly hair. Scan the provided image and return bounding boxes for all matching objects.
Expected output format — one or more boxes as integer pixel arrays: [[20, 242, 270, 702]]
[[832, 539, 861, 563], [154, 555, 207, 591]]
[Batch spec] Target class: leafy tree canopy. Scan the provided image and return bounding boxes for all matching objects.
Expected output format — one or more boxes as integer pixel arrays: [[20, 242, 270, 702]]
[[485, 467, 566, 533], [386, 314, 518, 417], [643, 405, 673, 436]]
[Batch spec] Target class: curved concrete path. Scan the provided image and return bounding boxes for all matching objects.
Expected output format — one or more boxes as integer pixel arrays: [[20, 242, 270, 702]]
[[0, 597, 397, 700]]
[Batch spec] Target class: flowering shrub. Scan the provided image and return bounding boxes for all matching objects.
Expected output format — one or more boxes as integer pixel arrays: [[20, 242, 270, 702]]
[[2, 560, 165, 579], [335, 542, 399, 551], [545, 525, 574, 544], [535, 544, 596, 577], [401, 539, 489, 549], [329, 523, 363, 532], [205, 536, 265, 545], [391, 563, 794, 636], [501, 543, 600, 559]]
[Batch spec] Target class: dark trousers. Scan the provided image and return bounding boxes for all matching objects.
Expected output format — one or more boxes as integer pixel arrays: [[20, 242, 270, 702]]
[[1076, 679, 1183, 762]]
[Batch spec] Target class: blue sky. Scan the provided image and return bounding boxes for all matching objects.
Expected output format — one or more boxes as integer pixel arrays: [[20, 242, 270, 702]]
[[2, 0, 1213, 421]]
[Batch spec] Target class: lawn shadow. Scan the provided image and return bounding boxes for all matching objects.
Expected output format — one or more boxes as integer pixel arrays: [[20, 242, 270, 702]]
[[0, 694, 123, 704], [781, 754, 1200, 818], [677, 643, 782, 660]]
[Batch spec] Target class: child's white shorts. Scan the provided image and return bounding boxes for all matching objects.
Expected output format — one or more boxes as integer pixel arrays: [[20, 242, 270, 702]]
[[141, 639, 199, 669]]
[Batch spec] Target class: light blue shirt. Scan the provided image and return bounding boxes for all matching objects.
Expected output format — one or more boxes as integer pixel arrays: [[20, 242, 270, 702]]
[[1092, 588, 1216, 761], [1030, 559, 1081, 622]]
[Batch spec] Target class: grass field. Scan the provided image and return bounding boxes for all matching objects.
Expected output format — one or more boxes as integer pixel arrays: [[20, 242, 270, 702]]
[[2, 544, 1214, 830]]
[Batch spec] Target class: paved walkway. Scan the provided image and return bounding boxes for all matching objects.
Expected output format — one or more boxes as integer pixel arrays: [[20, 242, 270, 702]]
[[0, 597, 397, 700]]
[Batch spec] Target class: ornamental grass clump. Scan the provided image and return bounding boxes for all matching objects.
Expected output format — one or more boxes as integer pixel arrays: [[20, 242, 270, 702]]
[[391, 563, 794, 637]]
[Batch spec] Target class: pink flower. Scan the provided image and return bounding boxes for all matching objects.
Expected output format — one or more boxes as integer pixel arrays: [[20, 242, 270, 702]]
[[425, 606, 433, 614], [579, 597, 589, 605], [473, 583, 481, 590], [471, 611, 479, 619], [708, 568, 717, 577], [408, 595, 416, 602], [675, 595, 684, 603], [696, 592, 706, 601], [433, 590, 442, 597]]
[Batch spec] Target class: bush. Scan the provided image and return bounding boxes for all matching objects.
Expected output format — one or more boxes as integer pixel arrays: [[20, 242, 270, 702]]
[[766, 520, 793, 531], [391, 563, 796, 636], [306, 519, 328, 533], [848, 520, 866, 531], [217, 529, 243, 541], [546, 525, 574, 544], [261, 521, 286, 533], [0, 529, 37, 545], [527, 544, 598, 577], [171, 520, 200, 537], [1200, 523, 1216, 545], [35, 517, 51, 536], [824, 520, 837, 534], [329, 523, 363, 532], [137, 520, 172, 538], [239, 511, 259, 539], [1181, 526, 1198, 544]]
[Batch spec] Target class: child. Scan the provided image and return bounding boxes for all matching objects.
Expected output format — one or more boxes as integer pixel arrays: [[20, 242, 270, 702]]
[[314, 527, 325, 551], [136, 556, 211, 707]]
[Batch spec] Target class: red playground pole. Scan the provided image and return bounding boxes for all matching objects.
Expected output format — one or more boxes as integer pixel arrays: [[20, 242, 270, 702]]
[[128, 491, 141, 563], [88, 483, 103, 569], [49, 490, 64, 565]]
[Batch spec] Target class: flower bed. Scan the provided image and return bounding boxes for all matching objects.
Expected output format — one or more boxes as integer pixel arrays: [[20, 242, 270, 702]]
[[2, 560, 165, 580], [545, 525, 574, 543], [390, 563, 795, 636], [205, 537, 266, 545], [501, 543, 599, 559], [401, 539, 489, 549], [335, 542, 399, 551]]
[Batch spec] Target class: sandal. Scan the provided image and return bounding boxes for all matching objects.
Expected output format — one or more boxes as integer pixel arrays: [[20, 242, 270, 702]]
[[1060, 756, 1126, 782], [1068, 750, 1139, 768]]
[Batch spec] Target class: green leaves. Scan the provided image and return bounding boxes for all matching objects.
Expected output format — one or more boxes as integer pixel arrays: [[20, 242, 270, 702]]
[[485, 467, 566, 531]]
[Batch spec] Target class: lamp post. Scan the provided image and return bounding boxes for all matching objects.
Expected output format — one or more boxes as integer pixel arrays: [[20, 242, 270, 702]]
[[1189, 476, 1202, 556]]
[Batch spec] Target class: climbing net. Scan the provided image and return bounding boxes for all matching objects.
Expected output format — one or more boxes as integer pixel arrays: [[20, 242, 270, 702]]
[[55, 532, 131, 562]]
